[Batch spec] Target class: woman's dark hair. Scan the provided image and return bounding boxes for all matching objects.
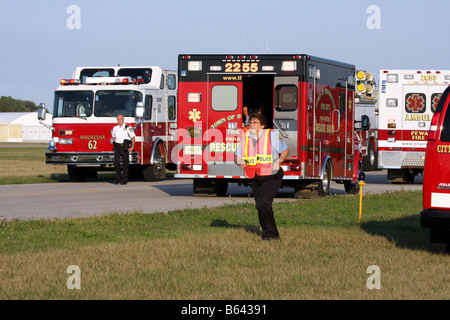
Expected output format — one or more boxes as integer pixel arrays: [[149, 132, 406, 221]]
[[248, 113, 267, 128]]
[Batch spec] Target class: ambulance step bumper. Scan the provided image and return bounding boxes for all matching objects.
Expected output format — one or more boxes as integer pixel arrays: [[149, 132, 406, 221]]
[[420, 210, 450, 230]]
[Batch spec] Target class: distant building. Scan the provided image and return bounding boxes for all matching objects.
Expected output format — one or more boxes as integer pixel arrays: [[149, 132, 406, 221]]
[[0, 112, 52, 142]]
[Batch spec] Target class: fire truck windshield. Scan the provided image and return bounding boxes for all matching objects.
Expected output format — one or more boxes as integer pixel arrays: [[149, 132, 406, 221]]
[[53, 90, 142, 118], [54, 90, 94, 118], [93, 90, 142, 117]]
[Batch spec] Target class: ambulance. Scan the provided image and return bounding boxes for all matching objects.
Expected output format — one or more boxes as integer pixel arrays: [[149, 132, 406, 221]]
[[38, 66, 177, 181], [378, 69, 450, 183], [421, 85, 450, 253], [174, 54, 368, 198]]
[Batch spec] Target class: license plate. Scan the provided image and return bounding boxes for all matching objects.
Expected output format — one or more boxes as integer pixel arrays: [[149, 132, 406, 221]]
[[184, 145, 202, 155]]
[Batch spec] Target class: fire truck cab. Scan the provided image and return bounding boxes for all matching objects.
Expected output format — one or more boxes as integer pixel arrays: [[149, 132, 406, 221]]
[[175, 54, 367, 198], [38, 66, 177, 182], [378, 69, 450, 183], [421, 85, 450, 253]]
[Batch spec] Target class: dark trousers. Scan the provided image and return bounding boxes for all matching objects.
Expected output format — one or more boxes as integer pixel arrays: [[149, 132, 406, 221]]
[[251, 169, 283, 239], [114, 143, 129, 182]]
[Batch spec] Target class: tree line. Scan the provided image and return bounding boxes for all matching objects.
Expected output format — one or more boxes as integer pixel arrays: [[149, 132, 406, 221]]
[[0, 96, 38, 112]]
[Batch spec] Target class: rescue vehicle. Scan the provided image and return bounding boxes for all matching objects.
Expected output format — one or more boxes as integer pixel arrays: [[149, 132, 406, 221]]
[[378, 69, 450, 183], [38, 66, 177, 182], [174, 54, 369, 198], [354, 70, 379, 171], [421, 85, 450, 253]]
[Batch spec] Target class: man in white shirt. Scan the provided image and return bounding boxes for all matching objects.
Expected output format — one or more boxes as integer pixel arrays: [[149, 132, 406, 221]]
[[111, 114, 135, 185]]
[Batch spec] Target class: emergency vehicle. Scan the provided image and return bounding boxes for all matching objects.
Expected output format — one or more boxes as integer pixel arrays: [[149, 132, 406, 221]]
[[421, 85, 450, 253], [174, 54, 368, 198], [378, 69, 450, 183], [38, 66, 177, 182], [354, 70, 379, 171]]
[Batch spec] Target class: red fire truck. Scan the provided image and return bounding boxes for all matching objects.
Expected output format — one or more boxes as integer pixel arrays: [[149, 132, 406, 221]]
[[354, 70, 379, 171], [174, 54, 368, 198], [378, 69, 450, 183], [38, 66, 177, 182]]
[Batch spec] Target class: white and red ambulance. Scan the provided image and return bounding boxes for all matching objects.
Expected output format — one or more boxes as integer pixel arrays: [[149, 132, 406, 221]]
[[38, 66, 177, 181], [378, 69, 450, 183]]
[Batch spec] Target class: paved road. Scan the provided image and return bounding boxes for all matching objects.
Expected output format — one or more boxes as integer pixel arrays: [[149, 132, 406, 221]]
[[0, 170, 423, 220]]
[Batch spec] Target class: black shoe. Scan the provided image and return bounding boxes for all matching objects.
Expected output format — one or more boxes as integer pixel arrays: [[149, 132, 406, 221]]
[[113, 180, 120, 185], [120, 181, 128, 185]]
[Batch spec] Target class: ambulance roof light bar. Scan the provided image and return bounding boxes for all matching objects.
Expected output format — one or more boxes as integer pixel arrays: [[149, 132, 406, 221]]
[[60, 76, 138, 85]]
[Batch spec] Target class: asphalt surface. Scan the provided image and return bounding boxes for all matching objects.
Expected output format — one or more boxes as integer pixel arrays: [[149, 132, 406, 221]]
[[0, 170, 423, 220]]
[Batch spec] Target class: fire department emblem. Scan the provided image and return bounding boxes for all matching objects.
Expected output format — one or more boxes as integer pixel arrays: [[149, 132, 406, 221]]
[[405, 93, 426, 113], [189, 108, 201, 122]]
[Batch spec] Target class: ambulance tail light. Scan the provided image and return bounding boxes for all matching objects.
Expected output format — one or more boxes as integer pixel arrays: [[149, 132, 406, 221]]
[[282, 61, 297, 71], [386, 74, 399, 83], [428, 112, 441, 141], [181, 164, 203, 171], [188, 61, 202, 71], [187, 92, 201, 103]]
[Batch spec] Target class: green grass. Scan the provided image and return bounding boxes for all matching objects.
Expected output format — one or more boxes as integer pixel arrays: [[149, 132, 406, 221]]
[[2, 190, 447, 300], [1, 145, 447, 300]]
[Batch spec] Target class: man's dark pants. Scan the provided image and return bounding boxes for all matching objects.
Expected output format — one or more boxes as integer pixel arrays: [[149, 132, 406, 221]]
[[114, 143, 129, 183], [251, 170, 283, 239]]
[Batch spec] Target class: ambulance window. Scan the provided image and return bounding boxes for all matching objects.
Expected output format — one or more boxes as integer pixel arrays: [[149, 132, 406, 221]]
[[79, 69, 115, 84], [168, 96, 176, 120], [145, 95, 152, 120], [339, 93, 345, 115], [211, 85, 238, 111], [440, 109, 450, 141], [168, 74, 176, 90], [118, 68, 152, 84], [275, 85, 297, 111], [160, 75, 164, 90], [405, 93, 426, 114]]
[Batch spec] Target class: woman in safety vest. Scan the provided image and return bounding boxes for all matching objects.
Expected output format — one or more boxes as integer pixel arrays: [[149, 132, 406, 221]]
[[234, 113, 289, 240]]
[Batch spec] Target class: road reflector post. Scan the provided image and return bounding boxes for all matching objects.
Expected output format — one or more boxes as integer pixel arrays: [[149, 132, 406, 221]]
[[358, 172, 366, 227]]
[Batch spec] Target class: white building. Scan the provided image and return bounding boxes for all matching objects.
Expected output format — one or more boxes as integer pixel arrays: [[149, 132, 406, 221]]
[[0, 112, 52, 142]]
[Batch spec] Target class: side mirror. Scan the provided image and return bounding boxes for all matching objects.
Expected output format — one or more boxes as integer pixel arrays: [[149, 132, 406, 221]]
[[135, 102, 145, 119], [37, 103, 46, 120], [361, 115, 370, 130]]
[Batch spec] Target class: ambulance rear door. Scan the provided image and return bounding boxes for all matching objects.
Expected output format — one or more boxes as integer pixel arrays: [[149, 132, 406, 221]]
[[205, 73, 243, 177]]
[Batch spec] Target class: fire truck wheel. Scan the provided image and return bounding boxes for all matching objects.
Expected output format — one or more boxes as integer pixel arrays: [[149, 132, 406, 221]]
[[344, 181, 360, 194], [142, 147, 165, 181], [216, 180, 228, 197], [363, 143, 378, 171], [429, 229, 450, 253], [67, 165, 97, 182], [319, 162, 331, 196]]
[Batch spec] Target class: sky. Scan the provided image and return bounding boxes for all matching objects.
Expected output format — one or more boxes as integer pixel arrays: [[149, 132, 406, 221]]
[[1, 0, 450, 113]]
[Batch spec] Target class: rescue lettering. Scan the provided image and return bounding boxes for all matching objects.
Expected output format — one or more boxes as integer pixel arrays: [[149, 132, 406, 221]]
[[209, 142, 237, 153], [316, 123, 334, 133], [437, 145, 450, 153]]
